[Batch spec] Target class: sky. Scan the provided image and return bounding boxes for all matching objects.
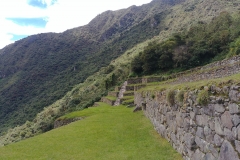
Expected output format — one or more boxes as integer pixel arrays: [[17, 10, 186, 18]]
[[0, 0, 152, 49]]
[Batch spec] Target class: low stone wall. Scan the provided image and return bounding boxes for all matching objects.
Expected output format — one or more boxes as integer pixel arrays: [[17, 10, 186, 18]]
[[142, 77, 165, 84], [101, 97, 115, 106], [127, 78, 143, 85], [108, 91, 119, 97], [128, 55, 240, 86], [172, 62, 240, 84], [134, 84, 147, 91], [126, 85, 135, 91], [134, 85, 240, 160], [54, 117, 83, 129]]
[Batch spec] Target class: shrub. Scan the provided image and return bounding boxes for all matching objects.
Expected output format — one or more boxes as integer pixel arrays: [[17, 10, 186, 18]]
[[151, 93, 155, 99], [166, 89, 175, 106], [197, 90, 209, 105], [176, 90, 184, 103]]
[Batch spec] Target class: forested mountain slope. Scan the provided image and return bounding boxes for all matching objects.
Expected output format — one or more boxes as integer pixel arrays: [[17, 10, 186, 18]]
[[0, 0, 178, 134], [0, 0, 240, 135]]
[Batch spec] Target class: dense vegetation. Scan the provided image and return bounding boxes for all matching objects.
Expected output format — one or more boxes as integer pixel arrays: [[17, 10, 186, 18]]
[[0, 103, 182, 160], [0, 0, 174, 134], [131, 12, 240, 75], [0, 42, 144, 146]]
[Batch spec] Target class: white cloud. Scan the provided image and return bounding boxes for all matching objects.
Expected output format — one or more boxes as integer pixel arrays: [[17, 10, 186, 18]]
[[0, 0, 152, 49]]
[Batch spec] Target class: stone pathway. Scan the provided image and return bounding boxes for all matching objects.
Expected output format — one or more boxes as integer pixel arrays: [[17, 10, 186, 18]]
[[114, 81, 127, 106]]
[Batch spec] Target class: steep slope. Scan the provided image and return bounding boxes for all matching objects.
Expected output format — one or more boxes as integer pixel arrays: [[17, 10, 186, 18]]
[[0, 103, 182, 160], [1, 0, 240, 135], [0, 0, 179, 134], [1, 0, 240, 145]]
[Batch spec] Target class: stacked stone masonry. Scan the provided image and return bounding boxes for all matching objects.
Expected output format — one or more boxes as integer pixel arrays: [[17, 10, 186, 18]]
[[134, 85, 240, 160]]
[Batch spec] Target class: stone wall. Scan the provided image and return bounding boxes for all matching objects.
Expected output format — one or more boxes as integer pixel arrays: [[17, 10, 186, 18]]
[[54, 117, 83, 129], [127, 78, 142, 85], [101, 97, 115, 106], [128, 55, 240, 86], [142, 77, 165, 84], [108, 91, 119, 97], [171, 55, 240, 84], [134, 85, 240, 160]]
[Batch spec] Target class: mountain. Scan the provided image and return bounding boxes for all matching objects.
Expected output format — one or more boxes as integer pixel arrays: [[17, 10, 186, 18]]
[[1, 0, 240, 145], [0, 0, 240, 135], [0, 0, 181, 134]]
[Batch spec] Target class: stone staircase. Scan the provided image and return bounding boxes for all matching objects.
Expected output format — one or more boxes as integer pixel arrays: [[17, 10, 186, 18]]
[[99, 55, 240, 107], [114, 81, 127, 106]]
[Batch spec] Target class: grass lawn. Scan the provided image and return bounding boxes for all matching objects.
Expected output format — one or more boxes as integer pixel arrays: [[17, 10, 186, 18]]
[[0, 103, 182, 160]]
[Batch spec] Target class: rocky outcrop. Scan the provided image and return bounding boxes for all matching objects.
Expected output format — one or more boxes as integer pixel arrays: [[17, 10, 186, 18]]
[[134, 85, 240, 160]]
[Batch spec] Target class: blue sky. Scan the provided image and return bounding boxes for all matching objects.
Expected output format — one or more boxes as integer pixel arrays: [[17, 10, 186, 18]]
[[0, 0, 152, 49]]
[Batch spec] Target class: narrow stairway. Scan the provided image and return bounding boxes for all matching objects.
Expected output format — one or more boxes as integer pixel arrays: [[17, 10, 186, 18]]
[[114, 81, 127, 106]]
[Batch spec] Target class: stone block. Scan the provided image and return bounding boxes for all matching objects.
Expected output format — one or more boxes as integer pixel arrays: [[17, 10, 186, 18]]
[[184, 133, 197, 150], [232, 127, 238, 139], [229, 89, 240, 102], [235, 140, 240, 154], [206, 134, 214, 145], [183, 118, 190, 131], [229, 103, 240, 114], [176, 116, 183, 127], [209, 144, 218, 158], [224, 127, 234, 141], [209, 119, 215, 131], [219, 140, 239, 160], [156, 124, 166, 137], [196, 115, 208, 126], [204, 105, 214, 116], [204, 153, 216, 160], [238, 125, 240, 140], [214, 134, 224, 147], [196, 127, 204, 139], [215, 117, 224, 136], [192, 149, 205, 160], [204, 126, 211, 136], [223, 86, 229, 94], [232, 114, 240, 127], [221, 111, 233, 130], [171, 133, 177, 144], [190, 111, 196, 120], [214, 104, 225, 113]]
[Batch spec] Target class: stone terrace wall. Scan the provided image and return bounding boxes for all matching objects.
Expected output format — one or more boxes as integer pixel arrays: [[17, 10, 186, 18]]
[[135, 85, 240, 160], [172, 55, 240, 84], [129, 55, 240, 86]]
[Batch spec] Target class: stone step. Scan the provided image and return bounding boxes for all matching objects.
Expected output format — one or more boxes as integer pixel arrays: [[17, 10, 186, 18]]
[[127, 76, 167, 85], [114, 81, 127, 106], [93, 102, 100, 107], [125, 85, 135, 91], [101, 97, 116, 106], [123, 91, 134, 96]]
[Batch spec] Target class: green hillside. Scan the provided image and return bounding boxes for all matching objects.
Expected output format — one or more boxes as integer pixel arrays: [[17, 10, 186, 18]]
[[1, 0, 240, 147], [0, 103, 182, 160], [0, 0, 175, 134]]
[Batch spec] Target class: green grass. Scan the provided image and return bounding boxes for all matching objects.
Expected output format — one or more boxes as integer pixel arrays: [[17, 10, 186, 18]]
[[0, 103, 182, 160], [122, 98, 135, 105], [105, 96, 117, 101], [140, 73, 240, 93]]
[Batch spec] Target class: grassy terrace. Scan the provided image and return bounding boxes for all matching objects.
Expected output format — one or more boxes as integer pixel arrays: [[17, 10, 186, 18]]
[[105, 96, 117, 101], [0, 103, 182, 160], [138, 73, 240, 93]]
